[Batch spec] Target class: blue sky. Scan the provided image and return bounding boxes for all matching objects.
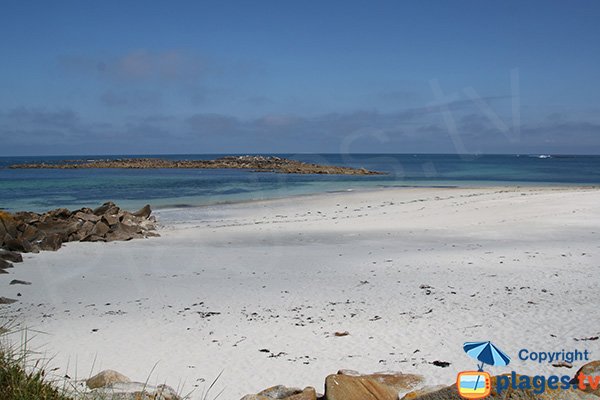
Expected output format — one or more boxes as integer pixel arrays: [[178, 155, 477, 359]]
[[1, 0, 599, 155]]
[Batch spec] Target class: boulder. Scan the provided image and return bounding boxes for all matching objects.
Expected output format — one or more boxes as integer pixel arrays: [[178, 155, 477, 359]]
[[325, 371, 424, 400], [0, 211, 18, 238], [241, 386, 317, 400], [0, 259, 14, 270], [93, 202, 119, 216], [74, 211, 101, 223], [3, 235, 34, 253], [0, 250, 23, 263], [21, 225, 43, 242], [401, 374, 600, 399], [102, 213, 120, 226], [39, 233, 63, 251], [91, 221, 110, 237], [132, 204, 152, 219], [85, 382, 180, 400], [574, 361, 600, 395], [81, 234, 107, 242], [0, 297, 17, 304], [46, 208, 72, 219], [86, 369, 131, 389], [12, 211, 40, 224]]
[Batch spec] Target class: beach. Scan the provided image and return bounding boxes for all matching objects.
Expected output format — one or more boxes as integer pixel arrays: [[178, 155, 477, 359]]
[[2, 186, 600, 398]]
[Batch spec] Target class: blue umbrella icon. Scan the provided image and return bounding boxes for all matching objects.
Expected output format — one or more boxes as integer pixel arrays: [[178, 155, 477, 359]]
[[463, 341, 511, 371]]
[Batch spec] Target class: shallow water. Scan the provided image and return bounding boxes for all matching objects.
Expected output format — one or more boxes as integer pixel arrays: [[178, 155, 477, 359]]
[[1, 153, 599, 212]]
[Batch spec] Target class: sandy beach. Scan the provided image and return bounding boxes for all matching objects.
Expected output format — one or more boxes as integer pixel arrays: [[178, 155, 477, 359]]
[[2, 186, 600, 398]]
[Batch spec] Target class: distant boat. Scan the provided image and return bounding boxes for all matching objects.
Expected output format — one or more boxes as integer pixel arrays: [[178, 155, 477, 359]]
[[538, 154, 552, 159]]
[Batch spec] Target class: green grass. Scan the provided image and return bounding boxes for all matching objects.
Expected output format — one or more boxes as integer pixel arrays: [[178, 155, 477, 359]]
[[0, 325, 73, 400]]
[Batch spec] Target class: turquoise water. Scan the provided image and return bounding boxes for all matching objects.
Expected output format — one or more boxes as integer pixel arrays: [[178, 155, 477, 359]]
[[1, 154, 599, 212]]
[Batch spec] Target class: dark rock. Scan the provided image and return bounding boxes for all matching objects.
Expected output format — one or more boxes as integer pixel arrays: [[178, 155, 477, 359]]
[[81, 234, 107, 242], [91, 221, 110, 236], [39, 233, 63, 251], [13, 211, 41, 224], [93, 202, 118, 216], [0, 297, 17, 304], [133, 204, 152, 219], [74, 211, 101, 223], [21, 225, 44, 242], [0, 211, 18, 238], [9, 279, 31, 285], [46, 208, 72, 219], [0, 259, 14, 270], [102, 214, 119, 226], [3, 236, 33, 253], [0, 250, 23, 263]]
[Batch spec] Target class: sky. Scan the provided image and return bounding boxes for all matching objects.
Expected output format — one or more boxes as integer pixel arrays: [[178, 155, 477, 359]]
[[1, 0, 599, 156]]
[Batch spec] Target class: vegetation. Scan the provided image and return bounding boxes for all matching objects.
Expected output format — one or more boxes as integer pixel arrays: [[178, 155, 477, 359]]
[[0, 325, 72, 400]]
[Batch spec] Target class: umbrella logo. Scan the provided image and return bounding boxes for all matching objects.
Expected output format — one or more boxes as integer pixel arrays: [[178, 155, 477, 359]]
[[457, 341, 511, 399]]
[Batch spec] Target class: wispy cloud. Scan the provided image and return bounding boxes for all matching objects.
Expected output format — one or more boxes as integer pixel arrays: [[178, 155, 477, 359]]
[[58, 50, 210, 83]]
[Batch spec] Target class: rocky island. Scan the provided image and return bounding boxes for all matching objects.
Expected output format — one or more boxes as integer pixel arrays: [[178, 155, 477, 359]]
[[8, 155, 383, 175]]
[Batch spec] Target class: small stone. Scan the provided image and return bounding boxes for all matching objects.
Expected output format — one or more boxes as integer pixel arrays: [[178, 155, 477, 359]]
[[9, 279, 31, 285], [86, 369, 131, 389]]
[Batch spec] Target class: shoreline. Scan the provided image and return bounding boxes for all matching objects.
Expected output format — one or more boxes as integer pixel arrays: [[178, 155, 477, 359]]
[[1, 185, 600, 398], [150, 183, 600, 214]]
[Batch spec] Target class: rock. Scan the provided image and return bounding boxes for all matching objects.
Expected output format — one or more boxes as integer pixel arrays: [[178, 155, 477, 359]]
[[325, 371, 425, 400], [2, 202, 157, 253], [39, 233, 63, 251], [0, 297, 17, 304], [86, 382, 180, 400], [71, 220, 96, 241], [241, 386, 316, 400], [0, 250, 23, 263], [574, 360, 600, 395], [0, 211, 18, 238], [3, 236, 33, 253], [74, 211, 101, 223], [102, 213, 120, 226], [401, 385, 447, 399], [402, 374, 600, 399], [81, 234, 107, 242], [133, 204, 152, 219], [91, 221, 110, 236], [86, 369, 131, 389], [93, 202, 119, 216], [20, 225, 43, 242], [0, 259, 14, 270], [334, 331, 350, 337], [46, 208, 72, 219], [9, 279, 31, 285]]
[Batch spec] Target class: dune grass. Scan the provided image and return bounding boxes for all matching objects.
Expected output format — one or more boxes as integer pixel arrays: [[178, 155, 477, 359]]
[[0, 324, 73, 400]]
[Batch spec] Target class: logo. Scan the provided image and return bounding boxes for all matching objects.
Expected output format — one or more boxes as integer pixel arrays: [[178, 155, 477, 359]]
[[456, 371, 491, 399], [457, 341, 510, 399]]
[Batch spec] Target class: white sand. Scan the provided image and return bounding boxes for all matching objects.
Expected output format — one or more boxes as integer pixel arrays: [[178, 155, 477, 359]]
[[2, 186, 600, 398]]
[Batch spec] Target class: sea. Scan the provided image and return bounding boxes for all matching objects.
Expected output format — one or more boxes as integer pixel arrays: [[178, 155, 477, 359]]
[[0, 154, 599, 213]]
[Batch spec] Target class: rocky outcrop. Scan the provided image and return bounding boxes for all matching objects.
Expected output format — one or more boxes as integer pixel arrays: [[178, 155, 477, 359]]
[[86, 369, 132, 389], [76, 369, 180, 400], [240, 361, 600, 400], [0, 203, 158, 275], [0, 203, 160, 301], [9, 155, 383, 175], [575, 361, 600, 396], [324, 370, 424, 400], [400, 373, 600, 399], [241, 385, 317, 400]]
